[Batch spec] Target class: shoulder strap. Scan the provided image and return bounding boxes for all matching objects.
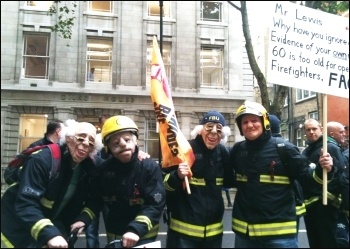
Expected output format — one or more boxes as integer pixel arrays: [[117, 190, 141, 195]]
[[275, 137, 288, 166], [275, 138, 305, 206], [46, 143, 61, 179]]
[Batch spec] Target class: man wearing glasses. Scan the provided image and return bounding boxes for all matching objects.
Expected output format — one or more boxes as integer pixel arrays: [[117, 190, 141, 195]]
[[1, 120, 104, 248], [163, 110, 233, 248]]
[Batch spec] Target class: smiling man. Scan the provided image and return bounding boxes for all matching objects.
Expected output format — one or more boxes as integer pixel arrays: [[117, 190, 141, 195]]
[[1, 120, 103, 248], [163, 110, 233, 248], [228, 101, 334, 248]]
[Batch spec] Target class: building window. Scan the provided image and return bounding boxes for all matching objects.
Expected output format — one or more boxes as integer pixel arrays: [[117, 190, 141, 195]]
[[200, 47, 223, 87], [147, 1, 171, 17], [146, 41, 171, 86], [296, 89, 316, 101], [309, 111, 319, 120], [201, 1, 222, 22], [88, 1, 113, 13], [86, 38, 112, 82], [144, 118, 160, 162], [22, 34, 50, 79], [296, 128, 304, 147], [18, 114, 47, 152], [26, 1, 53, 9]]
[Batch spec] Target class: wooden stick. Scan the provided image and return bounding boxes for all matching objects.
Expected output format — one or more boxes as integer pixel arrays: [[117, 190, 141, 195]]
[[322, 94, 328, 205], [184, 176, 191, 194]]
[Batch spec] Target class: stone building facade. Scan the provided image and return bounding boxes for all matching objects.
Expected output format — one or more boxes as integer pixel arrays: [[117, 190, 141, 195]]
[[1, 1, 256, 189]]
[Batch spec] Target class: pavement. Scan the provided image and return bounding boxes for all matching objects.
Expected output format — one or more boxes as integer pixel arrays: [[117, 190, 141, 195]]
[[223, 188, 236, 209]]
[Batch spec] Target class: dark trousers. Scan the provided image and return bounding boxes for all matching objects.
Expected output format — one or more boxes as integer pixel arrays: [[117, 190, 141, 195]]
[[85, 205, 109, 248], [304, 201, 339, 248], [224, 189, 232, 206]]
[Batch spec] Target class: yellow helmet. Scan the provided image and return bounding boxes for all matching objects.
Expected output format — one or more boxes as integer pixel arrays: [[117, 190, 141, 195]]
[[235, 101, 270, 135], [101, 115, 139, 144]]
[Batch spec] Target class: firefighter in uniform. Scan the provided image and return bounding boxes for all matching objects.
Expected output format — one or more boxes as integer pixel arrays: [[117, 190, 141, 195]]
[[229, 101, 334, 248], [164, 110, 234, 248], [71, 115, 166, 248], [1, 120, 103, 248]]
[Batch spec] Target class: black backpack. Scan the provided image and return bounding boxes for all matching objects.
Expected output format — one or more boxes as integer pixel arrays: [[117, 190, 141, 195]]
[[4, 143, 61, 185]]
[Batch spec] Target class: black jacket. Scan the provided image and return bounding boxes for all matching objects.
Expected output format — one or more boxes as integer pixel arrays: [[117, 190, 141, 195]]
[[302, 136, 347, 206], [28, 134, 53, 148], [229, 132, 326, 239], [163, 135, 233, 239], [77, 148, 166, 241], [1, 145, 102, 248]]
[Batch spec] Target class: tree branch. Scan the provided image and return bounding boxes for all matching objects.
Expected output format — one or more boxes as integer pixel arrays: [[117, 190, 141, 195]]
[[227, 1, 241, 12]]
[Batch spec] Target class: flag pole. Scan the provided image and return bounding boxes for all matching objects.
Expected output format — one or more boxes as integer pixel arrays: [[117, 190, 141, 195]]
[[159, 1, 163, 55], [322, 94, 328, 205], [158, 1, 163, 167], [157, 2, 191, 194]]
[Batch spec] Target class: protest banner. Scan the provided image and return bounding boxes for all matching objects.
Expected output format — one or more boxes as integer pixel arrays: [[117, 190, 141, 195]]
[[266, 1, 349, 99], [266, 2, 349, 204]]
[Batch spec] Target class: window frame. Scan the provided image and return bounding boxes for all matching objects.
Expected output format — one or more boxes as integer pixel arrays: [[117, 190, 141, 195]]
[[88, 1, 113, 13], [25, 1, 54, 10], [22, 33, 50, 80], [86, 38, 113, 83], [147, 1, 171, 18], [18, 114, 47, 152], [296, 128, 304, 147], [200, 46, 223, 88], [144, 118, 160, 162], [200, 1, 223, 22], [308, 111, 319, 120], [296, 89, 316, 101]]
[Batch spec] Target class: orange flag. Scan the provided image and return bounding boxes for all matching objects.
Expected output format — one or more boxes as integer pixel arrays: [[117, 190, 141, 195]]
[[150, 36, 195, 179]]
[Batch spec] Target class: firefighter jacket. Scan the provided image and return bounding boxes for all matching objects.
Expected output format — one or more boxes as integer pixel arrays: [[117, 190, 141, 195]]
[[1, 145, 102, 248], [77, 147, 166, 242], [163, 135, 233, 240], [302, 135, 347, 209], [228, 132, 330, 239]]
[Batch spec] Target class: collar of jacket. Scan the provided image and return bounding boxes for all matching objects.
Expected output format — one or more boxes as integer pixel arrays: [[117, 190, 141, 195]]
[[245, 131, 271, 150], [306, 135, 323, 147], [327, 136, 341, 148]]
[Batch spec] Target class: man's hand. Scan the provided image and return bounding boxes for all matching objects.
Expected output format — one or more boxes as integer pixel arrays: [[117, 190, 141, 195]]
[[138, 150, 150, 161], [319, 150, 333, 172], [177, 162, 190, 179], [70, 221, 85, 234], [46, 235, 68, 248], [122, 232, 140, 248]]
